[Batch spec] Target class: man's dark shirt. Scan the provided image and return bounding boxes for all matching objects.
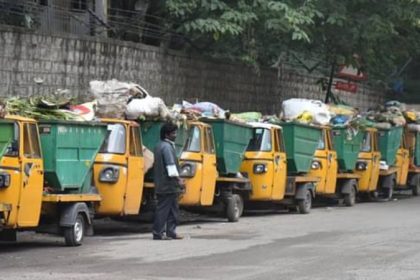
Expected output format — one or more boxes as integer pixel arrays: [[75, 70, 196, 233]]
[[153, 139, 181, 194]]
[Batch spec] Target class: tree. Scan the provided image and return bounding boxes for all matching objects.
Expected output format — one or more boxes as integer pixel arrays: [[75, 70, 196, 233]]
[[159, 0, 420, 94]]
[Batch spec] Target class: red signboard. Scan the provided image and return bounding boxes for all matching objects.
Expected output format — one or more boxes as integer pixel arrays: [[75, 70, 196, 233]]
[[335, 81, 358, 93], [336, 65, 367, 81]]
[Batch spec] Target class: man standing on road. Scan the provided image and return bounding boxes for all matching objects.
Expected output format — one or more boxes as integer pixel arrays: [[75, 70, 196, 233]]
[[152, 122, 184, 240]]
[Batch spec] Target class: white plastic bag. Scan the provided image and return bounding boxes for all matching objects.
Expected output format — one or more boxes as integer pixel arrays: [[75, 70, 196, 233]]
[[126, 95, 170, 120], [407, 123, 420, 132], [143, 146, 154, 174], [183, 101, 226, 118], [281, 98, 331, 125]]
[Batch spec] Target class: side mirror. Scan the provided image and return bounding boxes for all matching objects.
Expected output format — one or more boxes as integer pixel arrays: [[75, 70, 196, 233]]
[[11, 140, 18, 152], [5, 140, 18, 156]]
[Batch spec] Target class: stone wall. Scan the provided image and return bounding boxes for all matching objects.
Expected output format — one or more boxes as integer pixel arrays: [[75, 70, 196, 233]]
[[0, 26, 385, 114]]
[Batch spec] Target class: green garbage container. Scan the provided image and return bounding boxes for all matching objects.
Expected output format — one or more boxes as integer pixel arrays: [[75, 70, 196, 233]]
[[377, 126, 403, 166], [38, 121, 107, 193], [201, 118, 253, 175], [331, 127, 364, 171], [0, 121, 15, 159], [140, 121, 188, 157], [281, 122, 322, 173], [414, 132, 420, 166]]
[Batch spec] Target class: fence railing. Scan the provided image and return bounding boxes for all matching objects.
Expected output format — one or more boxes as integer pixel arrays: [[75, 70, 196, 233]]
[[0, 0, 170, 44]]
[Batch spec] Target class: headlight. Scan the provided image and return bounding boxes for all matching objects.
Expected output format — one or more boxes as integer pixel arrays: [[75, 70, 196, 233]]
[[253, 163, 268, 174], [356, 161, 367, 171], [311, 161, 321, 170], [99, 166, 120, 183], [180, 162, 197, 178], [0, 172, 10, 188]]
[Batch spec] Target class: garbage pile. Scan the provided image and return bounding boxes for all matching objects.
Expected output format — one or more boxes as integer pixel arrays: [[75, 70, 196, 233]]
[[279, 98, 360, 128], [2, 95, 97, 121], [3, 79, 420, 136], [278, 98, 420, 132], [281, 98, 332, 125]]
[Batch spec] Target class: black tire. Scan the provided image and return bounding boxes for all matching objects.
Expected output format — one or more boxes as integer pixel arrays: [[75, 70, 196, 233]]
[[377, 175, 395, 202], [64, 214, 85, 247], [412, 175, 420, 196], [226, 194, 243, 222], [297, 189, 312, 214], [343, 185, 356, 207], [0, 229, 17, 242], [382, 187, 393, 200], [367, 191, 378, 202]]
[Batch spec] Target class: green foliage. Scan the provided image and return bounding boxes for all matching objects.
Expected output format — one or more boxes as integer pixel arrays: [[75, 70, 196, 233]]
[[162, 0, 420, 81]]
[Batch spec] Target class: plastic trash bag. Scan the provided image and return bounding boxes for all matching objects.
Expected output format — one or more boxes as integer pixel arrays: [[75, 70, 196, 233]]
[[126, 95, 171, 120], [281, 98, 331, 125], [90, 79, 146, 118], [184, 102, 226, 118], [70, 100, 97, 121]]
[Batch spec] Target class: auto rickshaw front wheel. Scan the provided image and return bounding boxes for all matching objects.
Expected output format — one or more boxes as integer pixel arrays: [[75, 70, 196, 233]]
[[63, 214, 85, 247], [343, 185, 357, 207], [225, 194, 243, 223], [378, 175, 395, 202], [297, 189, 312, 214]]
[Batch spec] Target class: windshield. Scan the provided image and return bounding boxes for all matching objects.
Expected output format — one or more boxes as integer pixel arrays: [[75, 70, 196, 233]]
[[100, 124, 126, 154], [317, 131, 326, 150], [247, 128, 272, 152], [3, 122, 19, 157], [361, 132, 371, 152], [184, 126, 201, 152]]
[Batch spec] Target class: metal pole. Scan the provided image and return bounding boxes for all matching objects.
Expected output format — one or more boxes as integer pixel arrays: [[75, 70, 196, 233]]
[[325, 62, 335, 104]]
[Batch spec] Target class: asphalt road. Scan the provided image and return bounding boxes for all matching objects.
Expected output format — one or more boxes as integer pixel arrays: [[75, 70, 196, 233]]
[[1, 193, 420, 280]]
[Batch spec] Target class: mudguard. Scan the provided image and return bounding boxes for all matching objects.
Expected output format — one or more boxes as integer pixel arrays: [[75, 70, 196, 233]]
[[59, 203, 93, 235], [339, 179, 357, 194], [295, 183, 315, 200]]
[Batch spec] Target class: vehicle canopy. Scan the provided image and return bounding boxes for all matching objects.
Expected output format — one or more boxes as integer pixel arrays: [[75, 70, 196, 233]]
[[0, 115, 37, 159], [246, 122, 282, 153]]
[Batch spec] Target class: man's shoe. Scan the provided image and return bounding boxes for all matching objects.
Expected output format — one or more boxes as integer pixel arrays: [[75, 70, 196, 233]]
[[168, 234, 184, 240], [153, 235, 172, 240]]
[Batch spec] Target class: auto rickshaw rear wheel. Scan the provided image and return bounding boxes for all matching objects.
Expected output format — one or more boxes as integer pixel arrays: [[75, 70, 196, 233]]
[[64, 213, 85, 247]]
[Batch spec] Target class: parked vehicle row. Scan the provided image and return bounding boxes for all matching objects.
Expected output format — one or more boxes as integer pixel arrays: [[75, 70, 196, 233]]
[[0, 115, 417, 247]]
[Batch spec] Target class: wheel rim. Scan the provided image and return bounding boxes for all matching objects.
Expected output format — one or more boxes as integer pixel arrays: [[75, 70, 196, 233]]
[[74, 219, 84, 242], [350, 187, 356, 203], [304, 191, 311, 210], [234, 203, 239, 219]]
